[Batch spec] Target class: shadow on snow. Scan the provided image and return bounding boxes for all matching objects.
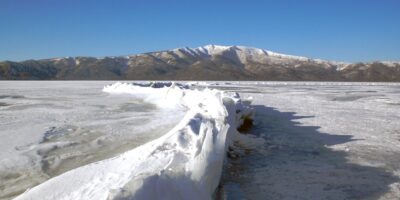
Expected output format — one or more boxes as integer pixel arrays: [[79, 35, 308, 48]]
[[218, 105, 398, 200]]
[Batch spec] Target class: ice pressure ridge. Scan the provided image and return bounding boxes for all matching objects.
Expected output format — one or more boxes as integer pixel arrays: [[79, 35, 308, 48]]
[[15, 82, 260, 200]]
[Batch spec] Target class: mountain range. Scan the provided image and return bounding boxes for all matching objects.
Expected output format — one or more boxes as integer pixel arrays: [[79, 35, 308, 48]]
[[1, 45, 399, 81]]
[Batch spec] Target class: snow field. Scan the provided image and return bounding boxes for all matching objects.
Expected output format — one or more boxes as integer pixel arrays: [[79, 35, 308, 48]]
[[15, 82, 261, 200]]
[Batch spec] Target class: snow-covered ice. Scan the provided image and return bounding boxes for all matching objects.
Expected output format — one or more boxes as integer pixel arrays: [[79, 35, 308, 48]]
[[0, 81, 185, 199], [10, 82, 259, 200], [1, 81, 400, 200], [211, 82, 400, 200]]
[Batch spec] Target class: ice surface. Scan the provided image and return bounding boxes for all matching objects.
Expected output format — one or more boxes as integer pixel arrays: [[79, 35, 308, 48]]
[[2, 81, 400, 200], [0, 81, 185, 199], [212, 82, 400, 200], [13, 82, 258, 200]]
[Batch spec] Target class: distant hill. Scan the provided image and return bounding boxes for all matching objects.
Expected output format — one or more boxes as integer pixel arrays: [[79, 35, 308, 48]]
[[1, 45, 400, 81]]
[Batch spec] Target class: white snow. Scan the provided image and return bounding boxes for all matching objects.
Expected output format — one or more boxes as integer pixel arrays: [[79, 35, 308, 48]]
[[172, 44, 350, 67], [210, 81, 400, 200], [4, 81, 400, 200], [74, 58, 80, 66], [14, 82, 257, 200], [0, 81, 185, 199], [379, 61, 400, 67]]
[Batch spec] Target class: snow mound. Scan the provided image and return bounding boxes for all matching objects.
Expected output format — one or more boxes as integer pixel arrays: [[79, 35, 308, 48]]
[[102, 82, 189, 109], [15, 82, 260, 200]]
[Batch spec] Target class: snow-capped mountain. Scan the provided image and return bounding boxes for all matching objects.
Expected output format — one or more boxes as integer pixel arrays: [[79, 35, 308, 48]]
[[176, 45, 314, 63], [1, 45, 399, 81]]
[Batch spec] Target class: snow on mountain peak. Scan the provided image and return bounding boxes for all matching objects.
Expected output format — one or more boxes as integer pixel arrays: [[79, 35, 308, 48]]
[[178, 44, 322, 65], [181, 45, 315, 63], [203, 44, 231, 52], [157, 45, 397, 68]]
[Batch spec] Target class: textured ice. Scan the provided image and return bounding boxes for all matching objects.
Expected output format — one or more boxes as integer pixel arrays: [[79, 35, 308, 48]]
[[14, 82, 257, 200], [0, 81, 185, 199], [3, 81, 400, 200]]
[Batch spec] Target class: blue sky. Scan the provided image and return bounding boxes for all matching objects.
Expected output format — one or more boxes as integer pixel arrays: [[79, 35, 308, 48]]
[[0, 0, 399, 62]]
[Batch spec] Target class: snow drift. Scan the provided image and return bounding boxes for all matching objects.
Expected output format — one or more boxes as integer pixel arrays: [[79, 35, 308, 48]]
[[15, 82, 257, 200]]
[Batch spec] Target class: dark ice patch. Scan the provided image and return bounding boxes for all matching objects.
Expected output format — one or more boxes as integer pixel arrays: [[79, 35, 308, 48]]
[[124, 82, 189, 89], [332, 95, 366, 101], [0, 102, 10, 107], [41, 125, 77, 143], [0, 95, 24, 99], [119, 102, 156, 112]]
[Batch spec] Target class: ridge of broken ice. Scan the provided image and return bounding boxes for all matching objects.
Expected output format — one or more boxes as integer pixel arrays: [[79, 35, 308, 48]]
[[15, 82, 261, 200]]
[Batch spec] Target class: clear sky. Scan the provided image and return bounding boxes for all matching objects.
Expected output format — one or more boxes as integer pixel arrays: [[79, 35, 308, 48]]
[[0, 0, 399, 62]]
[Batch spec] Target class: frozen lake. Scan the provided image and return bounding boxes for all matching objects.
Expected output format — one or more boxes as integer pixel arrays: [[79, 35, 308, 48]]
[[213, 82, 400, 200], [0, 81, 185, 199], [1, 81, 400, 199]]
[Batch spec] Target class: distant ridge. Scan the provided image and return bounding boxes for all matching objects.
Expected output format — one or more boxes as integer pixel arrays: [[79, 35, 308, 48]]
[[1, 45, 400, 81]]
